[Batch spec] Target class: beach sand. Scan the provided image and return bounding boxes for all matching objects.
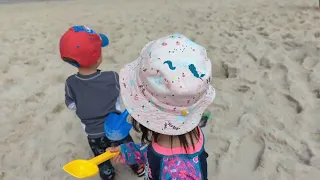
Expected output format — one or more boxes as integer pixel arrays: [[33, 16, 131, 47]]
[[0, 0, 320, 179]]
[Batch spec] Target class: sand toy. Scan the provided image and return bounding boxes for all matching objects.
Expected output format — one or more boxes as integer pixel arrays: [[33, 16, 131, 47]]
[[104, 109, 132, 141], [63, 110, 131, 178], [63, 150, 119, 178], [199, 113, 211, 128]]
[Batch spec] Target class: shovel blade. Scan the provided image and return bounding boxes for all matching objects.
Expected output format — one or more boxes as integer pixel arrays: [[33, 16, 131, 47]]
[[63, 159, 99, 179]]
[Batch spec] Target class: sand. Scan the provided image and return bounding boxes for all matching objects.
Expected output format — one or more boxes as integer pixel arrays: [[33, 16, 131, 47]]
[[0, 0, 319, 179]]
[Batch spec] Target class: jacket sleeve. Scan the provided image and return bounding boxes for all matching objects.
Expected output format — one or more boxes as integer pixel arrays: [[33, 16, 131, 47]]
[[112, 71, 121, 112], [120, 142, 148, 165], [113, 71, 120, 92], [65, 81, 76, 110]]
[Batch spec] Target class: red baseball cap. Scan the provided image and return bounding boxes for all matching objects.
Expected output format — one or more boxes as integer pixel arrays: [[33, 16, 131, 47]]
[[59, 26, 109, 68]]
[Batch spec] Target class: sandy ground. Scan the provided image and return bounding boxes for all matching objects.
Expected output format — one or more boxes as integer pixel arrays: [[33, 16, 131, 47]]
[[0, 0, 320, 179]]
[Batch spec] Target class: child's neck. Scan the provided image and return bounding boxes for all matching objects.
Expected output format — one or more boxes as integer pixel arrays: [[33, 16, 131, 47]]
[[78, 68, 98, 76]]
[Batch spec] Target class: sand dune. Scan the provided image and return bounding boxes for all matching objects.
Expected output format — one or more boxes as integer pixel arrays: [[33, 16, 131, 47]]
[[0, 0, 319, 179]]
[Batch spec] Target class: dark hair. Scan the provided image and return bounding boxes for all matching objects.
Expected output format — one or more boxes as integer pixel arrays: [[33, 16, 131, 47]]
[[62, 57, 80, 67], [62, 57, 76, 63], [132, 118, 200, 153]]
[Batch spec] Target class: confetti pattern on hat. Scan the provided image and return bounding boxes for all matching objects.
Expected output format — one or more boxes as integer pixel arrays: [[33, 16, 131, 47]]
[[120, 34, 215, 135]]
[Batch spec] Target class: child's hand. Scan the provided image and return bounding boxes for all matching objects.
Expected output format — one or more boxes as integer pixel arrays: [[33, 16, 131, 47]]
[[106, 146, 124, 164]]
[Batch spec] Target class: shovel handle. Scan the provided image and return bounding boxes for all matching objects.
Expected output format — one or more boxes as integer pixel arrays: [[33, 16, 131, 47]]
[[89, 151, 120, 165]]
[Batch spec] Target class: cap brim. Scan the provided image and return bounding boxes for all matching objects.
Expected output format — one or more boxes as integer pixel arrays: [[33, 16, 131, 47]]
[[99, 33, 109, 47]]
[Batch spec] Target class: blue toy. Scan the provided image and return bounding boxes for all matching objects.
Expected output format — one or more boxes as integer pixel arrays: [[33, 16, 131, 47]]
[[104, 110, 132, 141]]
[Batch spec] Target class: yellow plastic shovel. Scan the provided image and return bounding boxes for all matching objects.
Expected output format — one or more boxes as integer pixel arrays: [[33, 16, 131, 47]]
[[63, 151, 119, 179]]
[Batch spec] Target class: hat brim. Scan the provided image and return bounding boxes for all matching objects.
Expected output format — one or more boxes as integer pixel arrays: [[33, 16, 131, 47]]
[[119, 59, 216, 135], [99, 33, 109, 47]]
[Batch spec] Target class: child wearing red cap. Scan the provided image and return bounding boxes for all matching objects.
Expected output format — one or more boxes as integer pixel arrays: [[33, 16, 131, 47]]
[[59, 26, 144, 180]]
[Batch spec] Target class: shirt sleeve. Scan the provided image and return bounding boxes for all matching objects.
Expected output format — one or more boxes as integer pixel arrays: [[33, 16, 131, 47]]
[[65, 81, 76, 110], [112, 71, 120, 91], [112, 71, 121, 111], [120, 142, 148, 165]]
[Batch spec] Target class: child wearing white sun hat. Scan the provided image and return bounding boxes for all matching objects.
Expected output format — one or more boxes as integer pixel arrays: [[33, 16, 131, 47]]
[[107, 34, 215, 180]]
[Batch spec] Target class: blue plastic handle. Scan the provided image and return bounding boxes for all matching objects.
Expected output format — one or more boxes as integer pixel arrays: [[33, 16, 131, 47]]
[[121, 109, 129, 119]]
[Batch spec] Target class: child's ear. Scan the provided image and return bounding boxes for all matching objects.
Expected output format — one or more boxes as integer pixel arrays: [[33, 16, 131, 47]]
[[97, 57, 102, 63]]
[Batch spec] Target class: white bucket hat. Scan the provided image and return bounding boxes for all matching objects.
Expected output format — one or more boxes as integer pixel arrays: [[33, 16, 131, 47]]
[[120, 34, 215, 135]]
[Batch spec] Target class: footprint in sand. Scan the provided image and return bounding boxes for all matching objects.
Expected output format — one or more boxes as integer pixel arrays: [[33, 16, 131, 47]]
[[42, 143, 76, 171], [314, 89, 320, 99], [235, 135, 266, 172], [52, 103, 65, 114], [57, 141, 76, 150], [221, 62, 238, 78], [270, 63, 290, 91], [25, 92, 45, 104], [289, 44, 319, 70], [219, 134, 266, 179], [307, 62, 320, 99], [282, 94, 303, 114]]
